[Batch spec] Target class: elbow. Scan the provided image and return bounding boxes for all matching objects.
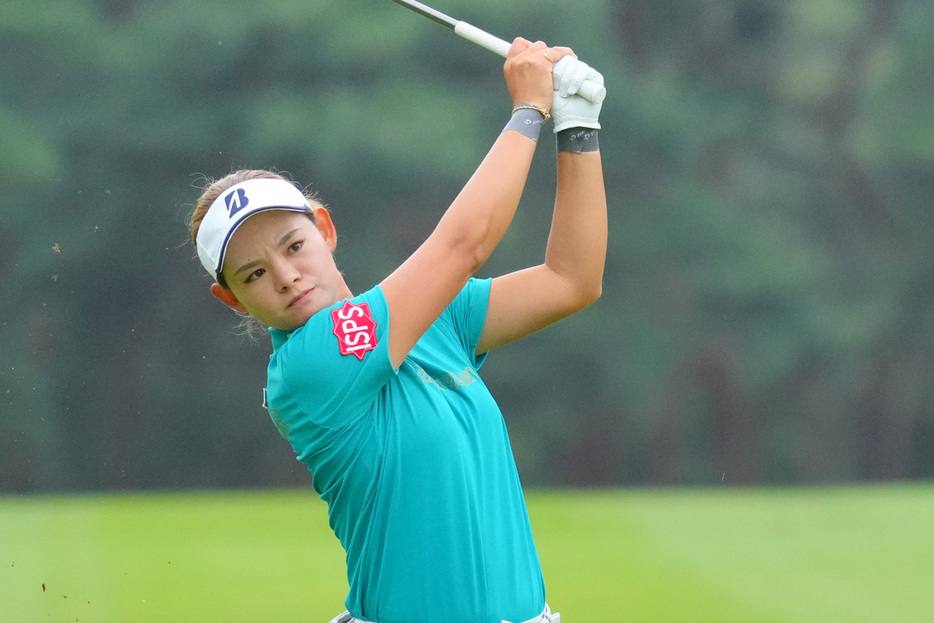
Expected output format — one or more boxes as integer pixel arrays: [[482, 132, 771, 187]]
[[577, 279, 603, 309], [559, 276, 602, 316], [549, 265, 604, 315], [588, 280, 603, 305]]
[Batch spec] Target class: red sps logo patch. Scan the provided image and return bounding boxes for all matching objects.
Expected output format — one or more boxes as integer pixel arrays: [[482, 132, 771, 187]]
[[331, 301, 378, 360]]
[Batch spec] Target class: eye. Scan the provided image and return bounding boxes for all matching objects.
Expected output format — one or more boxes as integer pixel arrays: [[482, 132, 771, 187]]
[[245, 268, 265, 283], [288, 240, 304, 254]]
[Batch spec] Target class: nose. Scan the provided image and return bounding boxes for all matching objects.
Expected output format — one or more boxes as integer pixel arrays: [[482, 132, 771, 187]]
[[273, 259, 301, 292]]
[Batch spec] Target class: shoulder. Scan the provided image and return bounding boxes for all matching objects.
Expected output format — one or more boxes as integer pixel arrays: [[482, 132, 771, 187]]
[[267, 286, 396, 428], [273, 287, 390, 360]]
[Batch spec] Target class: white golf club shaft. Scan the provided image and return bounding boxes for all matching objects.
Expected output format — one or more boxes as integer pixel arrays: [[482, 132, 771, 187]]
[[391, 0, 606, 104]]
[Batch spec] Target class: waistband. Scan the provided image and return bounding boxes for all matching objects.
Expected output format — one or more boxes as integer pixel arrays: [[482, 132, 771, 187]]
[[329, 603, 559, 623], [503, 602, 560, 623]]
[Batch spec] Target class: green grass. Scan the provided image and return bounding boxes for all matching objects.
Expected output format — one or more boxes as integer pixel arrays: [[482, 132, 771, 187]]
[[1, 485, 932, 622]]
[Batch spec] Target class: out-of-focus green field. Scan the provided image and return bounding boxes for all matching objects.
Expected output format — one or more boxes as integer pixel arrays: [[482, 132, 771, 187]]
[[1, 485, 932, 622]]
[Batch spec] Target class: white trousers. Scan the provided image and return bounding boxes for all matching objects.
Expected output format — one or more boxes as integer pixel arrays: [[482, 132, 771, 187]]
[[328, 602, 560, 623]]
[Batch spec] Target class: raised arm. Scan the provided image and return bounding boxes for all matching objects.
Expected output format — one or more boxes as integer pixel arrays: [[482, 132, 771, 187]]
[[477, 59, 607, 354], [379, 39, 574, 369]]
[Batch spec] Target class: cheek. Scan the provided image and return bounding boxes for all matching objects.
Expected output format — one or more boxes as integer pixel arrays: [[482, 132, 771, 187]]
[[231, 283, 274, 314], [298, 247, 331, 272]]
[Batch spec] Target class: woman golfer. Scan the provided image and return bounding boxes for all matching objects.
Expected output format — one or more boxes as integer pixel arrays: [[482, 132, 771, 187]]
[[190, 39, 606, 623]]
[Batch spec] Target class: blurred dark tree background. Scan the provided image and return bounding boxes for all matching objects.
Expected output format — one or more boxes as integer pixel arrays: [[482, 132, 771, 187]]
[[2, 0, 933, 493]]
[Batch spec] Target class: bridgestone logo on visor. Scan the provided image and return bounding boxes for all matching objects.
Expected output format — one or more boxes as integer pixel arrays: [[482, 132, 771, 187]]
[[225, 188, 249, 217], [331, 301, 378, 360]]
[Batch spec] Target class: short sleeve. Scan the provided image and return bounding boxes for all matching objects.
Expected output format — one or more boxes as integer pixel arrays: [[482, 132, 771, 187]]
[[267, 286, 395, 430], [438, 277, 492, 369]]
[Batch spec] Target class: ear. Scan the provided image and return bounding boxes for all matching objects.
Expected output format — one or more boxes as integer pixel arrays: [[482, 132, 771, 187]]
[[312, 206, 339, 252], [210, 282, 249, 313]]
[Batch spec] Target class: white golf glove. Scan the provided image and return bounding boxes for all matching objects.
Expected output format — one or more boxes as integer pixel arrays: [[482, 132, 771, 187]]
[[551, 56, 604, 132]]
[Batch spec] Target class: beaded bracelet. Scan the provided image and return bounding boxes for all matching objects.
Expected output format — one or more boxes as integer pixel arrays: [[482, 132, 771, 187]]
[[511, 104, 550, 121]]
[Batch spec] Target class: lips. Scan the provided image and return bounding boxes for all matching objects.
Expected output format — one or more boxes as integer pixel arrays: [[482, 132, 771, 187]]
[[288, 288, 314, 308]]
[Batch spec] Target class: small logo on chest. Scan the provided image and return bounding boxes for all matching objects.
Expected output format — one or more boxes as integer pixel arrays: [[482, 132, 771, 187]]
[[413, 364, 481, 391], [331, 301, 378, 360]]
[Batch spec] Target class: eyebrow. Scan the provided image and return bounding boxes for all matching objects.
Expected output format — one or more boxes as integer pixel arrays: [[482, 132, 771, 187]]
[[233, 228, 302, 276]]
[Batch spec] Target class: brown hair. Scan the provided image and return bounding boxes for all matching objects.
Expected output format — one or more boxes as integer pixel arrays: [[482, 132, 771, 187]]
[[189, 169, 322, 288]]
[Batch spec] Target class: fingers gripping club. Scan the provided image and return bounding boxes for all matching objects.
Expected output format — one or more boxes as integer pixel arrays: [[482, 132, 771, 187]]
[[391, 0, 607, 104]]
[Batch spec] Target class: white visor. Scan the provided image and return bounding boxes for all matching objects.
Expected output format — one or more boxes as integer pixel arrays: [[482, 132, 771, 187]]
[[196, 178, 310, 280]]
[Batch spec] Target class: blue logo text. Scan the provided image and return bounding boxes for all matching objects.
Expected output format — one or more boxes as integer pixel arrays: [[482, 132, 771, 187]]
[[225, 188, 249, 217]]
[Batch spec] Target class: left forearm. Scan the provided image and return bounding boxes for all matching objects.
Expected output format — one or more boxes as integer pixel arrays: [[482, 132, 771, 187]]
[[476, 57, 608, 353], [544, 149, 608, 303]]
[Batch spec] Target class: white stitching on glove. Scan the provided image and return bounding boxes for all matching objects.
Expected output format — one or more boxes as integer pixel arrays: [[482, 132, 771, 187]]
[[552, 56, 605, 133]]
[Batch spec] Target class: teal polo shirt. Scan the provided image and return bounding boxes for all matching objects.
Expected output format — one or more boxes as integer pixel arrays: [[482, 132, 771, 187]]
[[265, 279, 545, 623]]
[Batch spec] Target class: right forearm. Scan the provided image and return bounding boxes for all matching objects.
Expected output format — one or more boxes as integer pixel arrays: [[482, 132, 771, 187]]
[[379, 124, 538, 368], [427, 36, 566, 268]]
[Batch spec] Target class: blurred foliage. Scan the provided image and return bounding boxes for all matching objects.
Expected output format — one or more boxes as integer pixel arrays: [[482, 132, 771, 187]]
[[1, 0, 933, 492]]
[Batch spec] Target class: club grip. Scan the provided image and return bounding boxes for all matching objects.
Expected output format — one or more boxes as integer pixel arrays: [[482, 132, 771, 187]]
[[454, 22, 512, 57], [454, 22, 605, 105], [577, 80, 606, 104]]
